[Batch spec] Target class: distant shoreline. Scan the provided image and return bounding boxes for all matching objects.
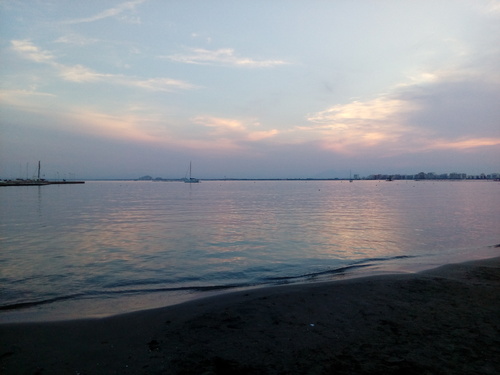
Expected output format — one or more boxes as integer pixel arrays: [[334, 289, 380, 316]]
[[3, 176, 498, 183], [85, 178, 499, 182]]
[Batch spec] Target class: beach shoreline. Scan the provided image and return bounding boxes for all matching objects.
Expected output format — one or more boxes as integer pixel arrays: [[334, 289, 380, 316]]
[[2, 244, 499, 325], [1, 255, 499, 374]]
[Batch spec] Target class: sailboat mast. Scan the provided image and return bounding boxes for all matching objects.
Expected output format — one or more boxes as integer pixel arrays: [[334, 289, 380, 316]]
[[184, 161, 199, 183], [38, 161, 41, 180]]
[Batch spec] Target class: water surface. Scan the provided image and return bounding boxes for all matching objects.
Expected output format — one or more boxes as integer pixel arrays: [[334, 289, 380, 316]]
[[1, 180, 499, 322]]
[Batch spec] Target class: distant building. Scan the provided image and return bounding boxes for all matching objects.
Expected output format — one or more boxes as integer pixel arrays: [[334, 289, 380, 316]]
[[449, 173, 466, 179], [357, 171, 497, 180]]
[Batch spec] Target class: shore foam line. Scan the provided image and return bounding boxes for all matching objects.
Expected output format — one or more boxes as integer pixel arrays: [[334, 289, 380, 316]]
[[1, 255, 499, 374], [1, 245, 498, 323]]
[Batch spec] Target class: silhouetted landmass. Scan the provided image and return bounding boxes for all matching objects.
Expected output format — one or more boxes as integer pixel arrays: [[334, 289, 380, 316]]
[[132, 171, 500, 182]]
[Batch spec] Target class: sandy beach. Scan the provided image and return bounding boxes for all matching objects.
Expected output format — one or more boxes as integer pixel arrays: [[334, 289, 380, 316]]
[[1, 256, 499, 374]]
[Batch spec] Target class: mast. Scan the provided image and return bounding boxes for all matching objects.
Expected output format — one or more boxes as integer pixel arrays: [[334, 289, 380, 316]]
[[184, 161, 199, 183], [37, 161, 41, 180]]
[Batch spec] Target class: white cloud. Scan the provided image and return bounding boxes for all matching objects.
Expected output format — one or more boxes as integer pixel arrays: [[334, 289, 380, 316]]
[[61, 0, 146, 24], [11, 40, 195, 92], [165, 48, 289, 68], [299, 96, 417, 155], [482, 0, 500, 16], [193, 116, 246, 132], [0, 89, 56, 110], [307, 98, 416, 124], [54, 34, 99, 46], [301, 69, 500, 157], [10, 40, 55, 63], [192, 116, 279, 145], [58, 64, 109, 83], [58, 67, 197, 91], [132, 77, 197, 91]]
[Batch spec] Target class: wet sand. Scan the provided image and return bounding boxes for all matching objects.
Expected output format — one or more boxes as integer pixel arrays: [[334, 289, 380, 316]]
[[1, 256, 499, 374]]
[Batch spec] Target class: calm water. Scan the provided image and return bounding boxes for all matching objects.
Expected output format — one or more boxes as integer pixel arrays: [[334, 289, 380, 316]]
[[1, 180, 499, 322]]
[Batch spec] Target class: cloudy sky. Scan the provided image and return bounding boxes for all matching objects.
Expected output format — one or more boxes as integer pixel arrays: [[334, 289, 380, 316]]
[[1, 0, 499, 179]]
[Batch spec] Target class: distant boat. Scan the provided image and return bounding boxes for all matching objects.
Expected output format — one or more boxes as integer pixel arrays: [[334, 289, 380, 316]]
[[0, 161, 49, 186], [0, 161, 84, 186], [183, 162, 200, 183]]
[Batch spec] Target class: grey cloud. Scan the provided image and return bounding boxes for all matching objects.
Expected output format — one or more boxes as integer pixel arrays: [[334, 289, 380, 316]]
[[396, 79, 500, 138]]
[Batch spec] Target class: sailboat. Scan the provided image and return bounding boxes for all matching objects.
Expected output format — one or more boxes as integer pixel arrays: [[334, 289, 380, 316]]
[[184, 161, 200, 183]]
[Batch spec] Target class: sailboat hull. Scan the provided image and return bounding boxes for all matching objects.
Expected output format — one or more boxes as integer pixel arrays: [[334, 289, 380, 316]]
[[184, 162, 200, 183]]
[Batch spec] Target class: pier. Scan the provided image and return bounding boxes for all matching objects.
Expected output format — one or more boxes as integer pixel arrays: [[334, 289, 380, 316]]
[[0, 180, 85, 186]]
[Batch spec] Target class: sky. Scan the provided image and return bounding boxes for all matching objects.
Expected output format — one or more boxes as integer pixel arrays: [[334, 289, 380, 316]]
[[1, 0, 499, 179]]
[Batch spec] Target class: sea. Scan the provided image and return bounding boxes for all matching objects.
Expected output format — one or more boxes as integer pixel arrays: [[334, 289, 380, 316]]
[[1, 180, 499, 322]]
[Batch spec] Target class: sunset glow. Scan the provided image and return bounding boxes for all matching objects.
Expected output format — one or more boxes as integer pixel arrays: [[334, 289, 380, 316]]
[[1, 1, 499, 179]]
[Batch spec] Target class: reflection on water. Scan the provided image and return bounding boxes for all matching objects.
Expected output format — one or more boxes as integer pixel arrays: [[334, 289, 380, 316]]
[[0, 180, 499, 321]]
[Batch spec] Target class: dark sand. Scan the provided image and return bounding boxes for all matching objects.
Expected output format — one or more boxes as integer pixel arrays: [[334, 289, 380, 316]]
[[1, 256, 499, 374]]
